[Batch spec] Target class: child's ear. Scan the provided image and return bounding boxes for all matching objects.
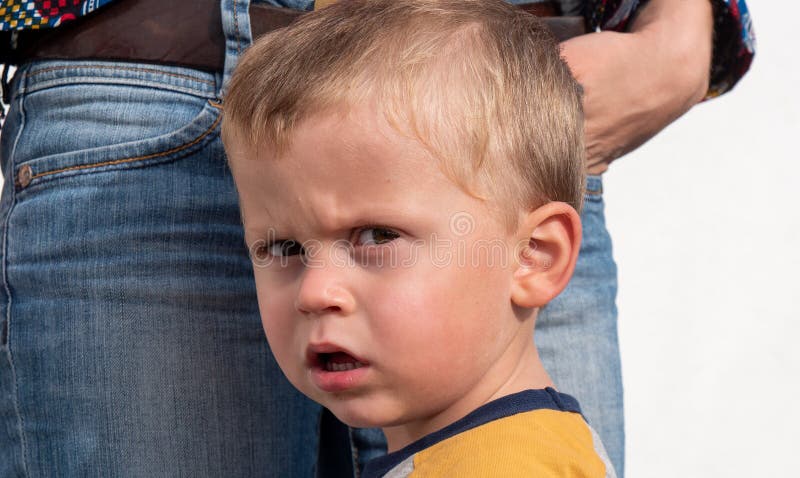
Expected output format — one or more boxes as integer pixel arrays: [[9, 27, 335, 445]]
[[511, 202, 582, 308]]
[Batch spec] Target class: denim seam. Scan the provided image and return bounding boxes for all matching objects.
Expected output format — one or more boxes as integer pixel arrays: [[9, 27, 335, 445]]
[[349, 426, 360, 478], [21, 77, 216, 100], [23, 100, 223, 185], [234, 1, 242, 57], [26, 64, 216, 86], [2, 71, 31, 478]]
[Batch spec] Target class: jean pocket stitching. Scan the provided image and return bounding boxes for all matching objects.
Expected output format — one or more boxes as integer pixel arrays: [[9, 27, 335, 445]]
[[18, 100, 222, 188], [25, 64, 216, 87]]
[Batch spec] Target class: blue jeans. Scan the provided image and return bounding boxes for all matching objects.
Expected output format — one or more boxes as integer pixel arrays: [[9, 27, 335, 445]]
[[0, 59, 321, 476]]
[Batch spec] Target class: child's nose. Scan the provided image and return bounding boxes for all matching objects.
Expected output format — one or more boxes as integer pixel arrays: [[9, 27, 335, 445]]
[[294, 262, 356, 317]]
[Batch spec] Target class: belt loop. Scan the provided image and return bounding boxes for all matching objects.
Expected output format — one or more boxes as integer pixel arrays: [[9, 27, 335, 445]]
[[219, 0, 253, 100]]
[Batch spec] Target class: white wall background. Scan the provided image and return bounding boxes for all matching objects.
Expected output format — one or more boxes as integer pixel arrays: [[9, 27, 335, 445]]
[[605, 1, 799, 476]]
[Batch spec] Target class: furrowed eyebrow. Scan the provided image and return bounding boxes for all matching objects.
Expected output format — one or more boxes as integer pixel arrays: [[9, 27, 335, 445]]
[[244, 207, 412, 244]]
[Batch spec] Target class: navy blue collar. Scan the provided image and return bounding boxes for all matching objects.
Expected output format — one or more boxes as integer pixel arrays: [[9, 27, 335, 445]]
[[362, 388, 582, 478]]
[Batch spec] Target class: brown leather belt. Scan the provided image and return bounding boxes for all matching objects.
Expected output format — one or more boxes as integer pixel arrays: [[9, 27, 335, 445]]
[[12, 0, 586, 72]]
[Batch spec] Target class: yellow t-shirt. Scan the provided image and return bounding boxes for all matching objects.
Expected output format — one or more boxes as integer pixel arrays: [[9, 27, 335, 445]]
[[363, 389, 615, 478]]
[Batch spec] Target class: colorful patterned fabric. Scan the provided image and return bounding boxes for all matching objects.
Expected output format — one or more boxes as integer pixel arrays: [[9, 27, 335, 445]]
[[0, 0, 114, 30], [707, 0, 754, 97]]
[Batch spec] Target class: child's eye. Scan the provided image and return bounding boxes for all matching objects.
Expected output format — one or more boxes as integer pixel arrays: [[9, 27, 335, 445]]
[[265, 239, 304, 257], [355, 227, 400, 246]]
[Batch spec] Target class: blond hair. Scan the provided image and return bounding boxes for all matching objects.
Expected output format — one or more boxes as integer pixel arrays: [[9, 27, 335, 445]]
[[222, 0, 585, 227]]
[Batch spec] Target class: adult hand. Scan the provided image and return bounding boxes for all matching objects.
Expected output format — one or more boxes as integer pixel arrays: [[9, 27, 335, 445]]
[[559, 0, 714, 174]]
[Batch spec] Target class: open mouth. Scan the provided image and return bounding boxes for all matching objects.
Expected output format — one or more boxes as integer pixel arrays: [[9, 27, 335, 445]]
[[307, 345, 370, 392], [318, 351, 366, 372]]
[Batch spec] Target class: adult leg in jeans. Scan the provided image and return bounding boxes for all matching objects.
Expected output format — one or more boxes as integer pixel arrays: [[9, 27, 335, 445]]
[[0, 60, 320, 476]]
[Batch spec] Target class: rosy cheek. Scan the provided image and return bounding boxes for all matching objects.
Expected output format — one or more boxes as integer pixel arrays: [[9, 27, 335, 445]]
[[369, 276, 450, 342]]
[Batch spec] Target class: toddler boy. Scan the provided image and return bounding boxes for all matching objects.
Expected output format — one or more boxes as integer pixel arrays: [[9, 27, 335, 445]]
[[222, 0, 615, 476]]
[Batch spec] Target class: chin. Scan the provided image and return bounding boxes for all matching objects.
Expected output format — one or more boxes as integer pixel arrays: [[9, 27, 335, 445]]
[[326, 405, 383, 429], [322, 399, 398, 430]]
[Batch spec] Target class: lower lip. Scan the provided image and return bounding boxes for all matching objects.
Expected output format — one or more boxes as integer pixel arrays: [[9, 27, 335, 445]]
[[310, 365, 370, 393]]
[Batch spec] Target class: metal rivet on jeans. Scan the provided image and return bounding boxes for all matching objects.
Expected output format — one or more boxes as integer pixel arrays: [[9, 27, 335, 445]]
[[17, 164, 32, 188]]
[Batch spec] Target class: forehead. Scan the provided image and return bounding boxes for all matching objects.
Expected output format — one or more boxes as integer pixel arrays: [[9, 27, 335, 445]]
[[229, 106, 478, 231]]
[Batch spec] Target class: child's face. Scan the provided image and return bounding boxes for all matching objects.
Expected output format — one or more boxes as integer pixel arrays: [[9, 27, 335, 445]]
[[229, 105, 534, 446]]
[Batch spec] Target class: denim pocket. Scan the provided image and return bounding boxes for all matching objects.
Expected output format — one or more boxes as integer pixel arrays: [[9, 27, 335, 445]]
[[7, 63, 222, 191]]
